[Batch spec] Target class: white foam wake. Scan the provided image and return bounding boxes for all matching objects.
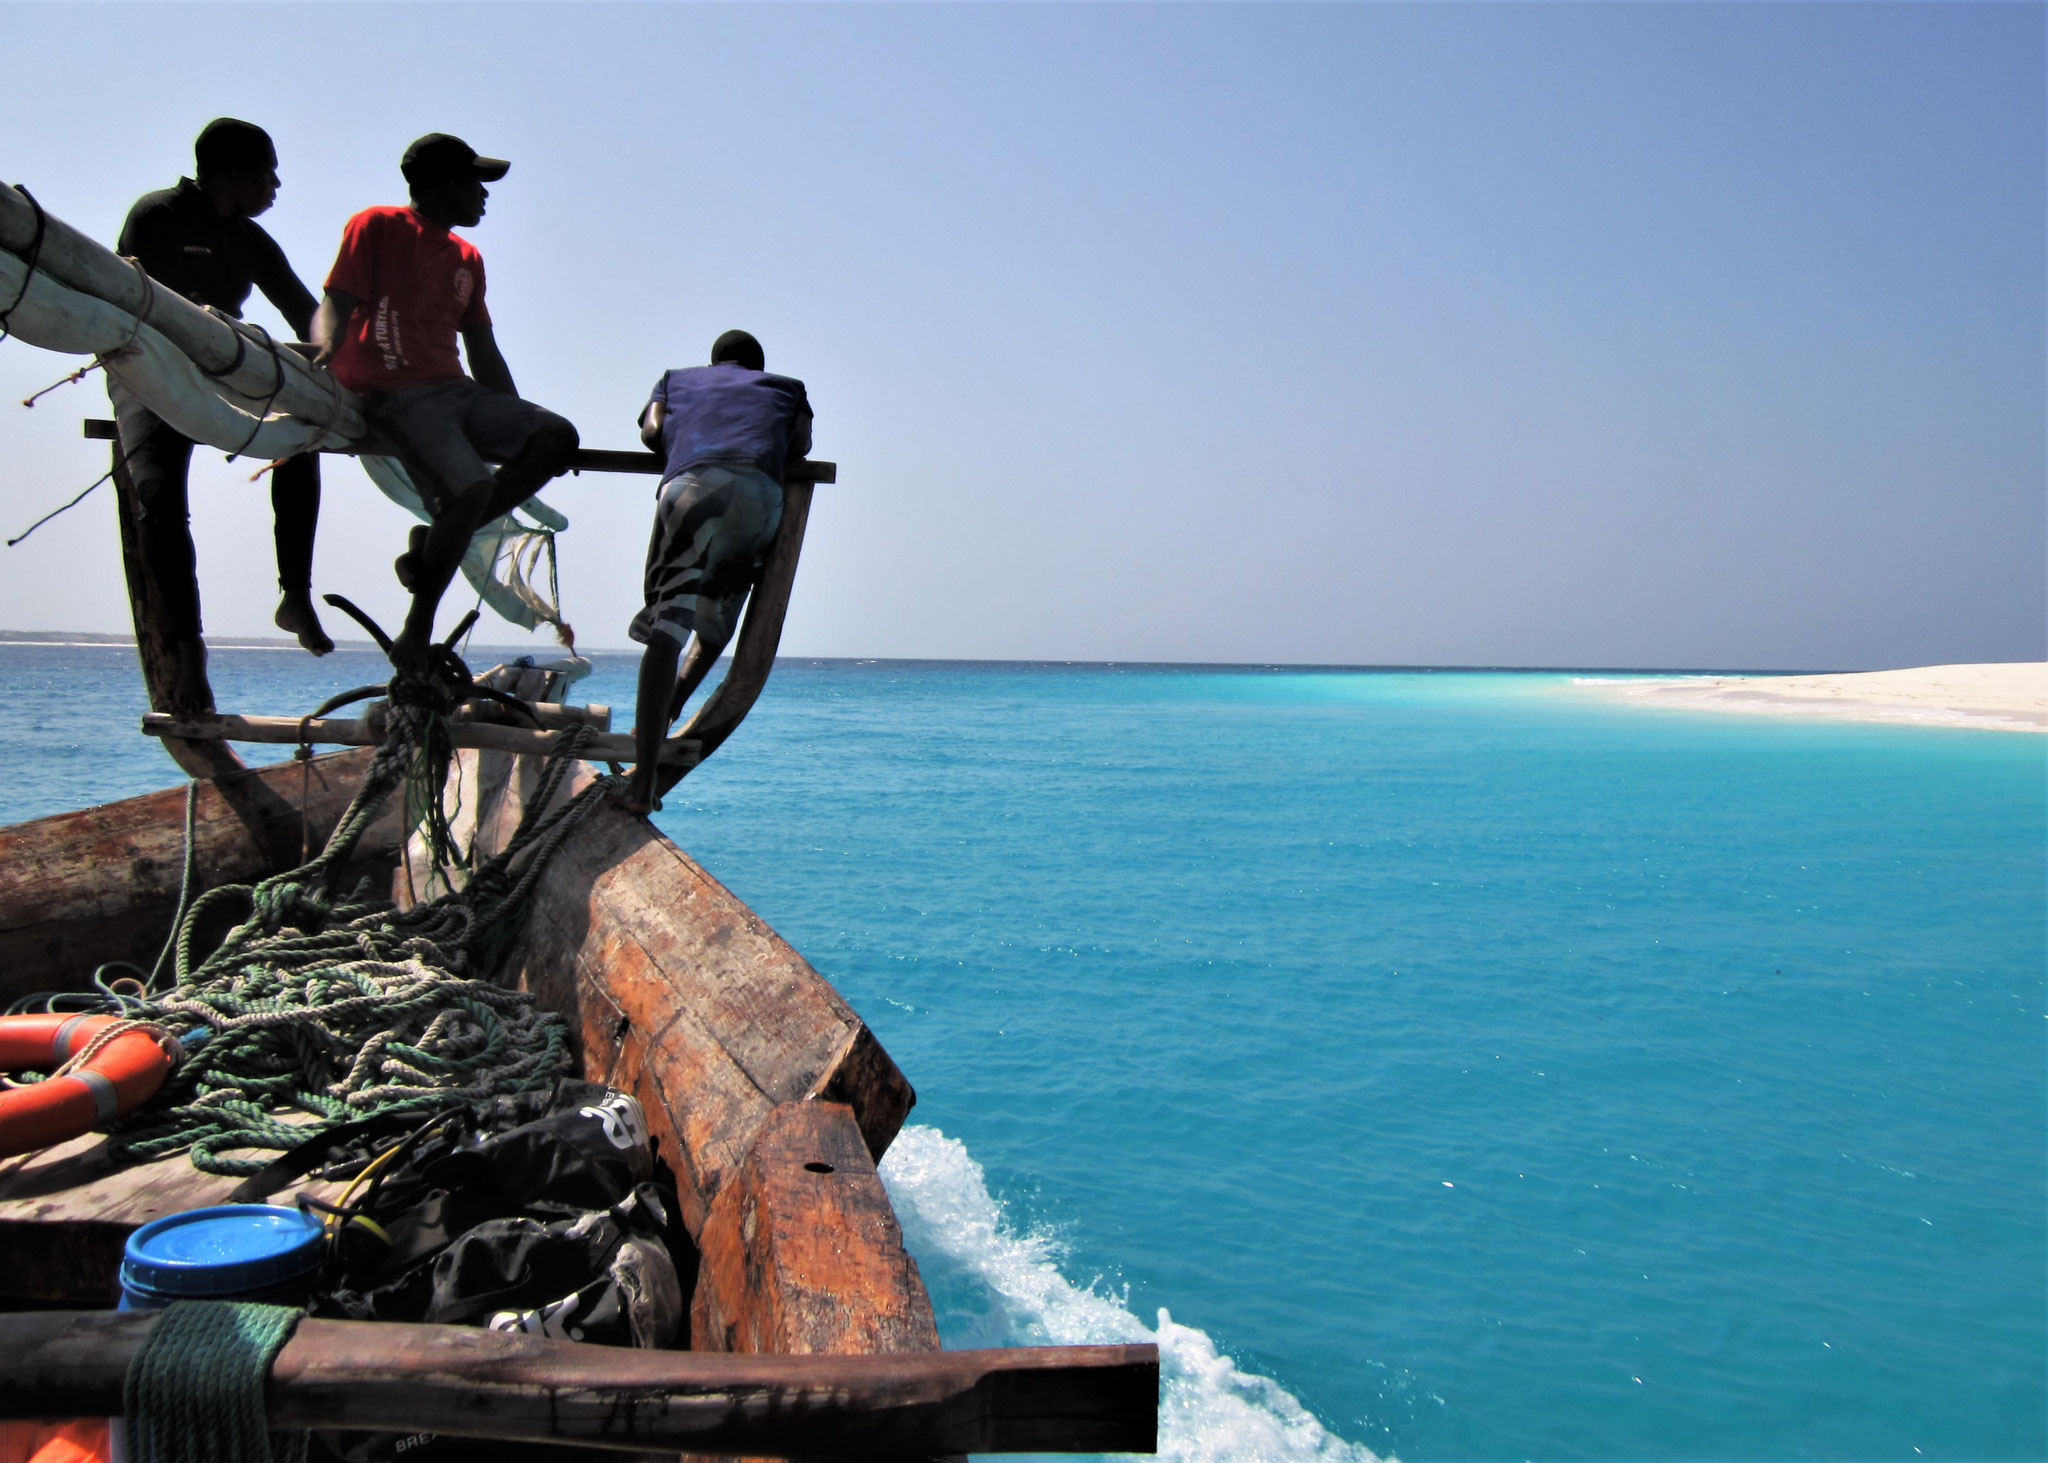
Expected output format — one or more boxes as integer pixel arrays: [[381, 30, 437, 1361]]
[[878, 1125, 1389, 1463]]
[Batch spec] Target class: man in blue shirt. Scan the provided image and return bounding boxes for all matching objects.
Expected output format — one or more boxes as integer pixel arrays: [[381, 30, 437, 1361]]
[[616, 330, 811, 814]]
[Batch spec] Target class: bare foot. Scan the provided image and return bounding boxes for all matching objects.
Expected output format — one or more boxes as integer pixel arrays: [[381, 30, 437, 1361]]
[[394, 524, 428, 591], [274, 592, 335, 655], [608, 774, 660, 817]]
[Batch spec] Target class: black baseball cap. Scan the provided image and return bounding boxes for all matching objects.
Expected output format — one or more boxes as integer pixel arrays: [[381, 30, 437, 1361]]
[[400, 133, 510, 185]]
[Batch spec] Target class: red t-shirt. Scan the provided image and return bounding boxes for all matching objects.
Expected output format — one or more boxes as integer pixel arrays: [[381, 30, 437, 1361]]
[[323, 205, 490, 393]]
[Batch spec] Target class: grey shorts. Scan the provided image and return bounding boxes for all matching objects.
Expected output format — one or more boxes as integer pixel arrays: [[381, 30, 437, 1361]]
[[368, 377, 571, 516], [627, 463, 784, 649]]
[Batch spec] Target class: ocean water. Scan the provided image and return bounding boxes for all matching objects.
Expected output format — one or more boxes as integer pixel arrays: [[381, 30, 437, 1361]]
[[2, 646, 2042, 1462]]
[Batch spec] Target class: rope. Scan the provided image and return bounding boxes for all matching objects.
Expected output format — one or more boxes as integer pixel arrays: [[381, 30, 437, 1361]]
[[197, 305, 249, 380], [224, 322, 286, 462], [151, 780, 200, 986], [124, 1301, 306, 1463], [7, 421, 151, 547], [20, 360, 100, 407], [20, 258, 152, 407], [101, 706, 613, 1173], [0, 183, 47, 342], [50, 1017, 183, 1081], [6, 471, 109, 546], [112, 257, 157, 352]]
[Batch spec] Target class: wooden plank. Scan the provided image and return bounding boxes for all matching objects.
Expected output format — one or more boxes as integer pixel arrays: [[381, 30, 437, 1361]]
[[438, 754, 916, 1238], [0, 747, 391, 1007], [83, 421, 836, 486], [142, 712, 666, 766], [566, 449, 837, 484], [0, 1133, 344, 1306], [692, 1101, 937, 1357], [0, 1311, 1160, 1456]]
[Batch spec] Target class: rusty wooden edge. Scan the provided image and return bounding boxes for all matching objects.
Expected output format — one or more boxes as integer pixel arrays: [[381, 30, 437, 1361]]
[[0, 1310, 1160, 1455]]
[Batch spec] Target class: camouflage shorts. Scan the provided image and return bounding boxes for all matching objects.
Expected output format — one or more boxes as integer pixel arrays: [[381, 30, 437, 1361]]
[[626, 462, 783, 649]]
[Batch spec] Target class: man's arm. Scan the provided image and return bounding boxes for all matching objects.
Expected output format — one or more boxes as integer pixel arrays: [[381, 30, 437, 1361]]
[[639, 401, 665, 452], [781, 397, 814, 481], [251, 230, 319, 341], [462, 324, 516, 396], [309, 288, 359, 368]]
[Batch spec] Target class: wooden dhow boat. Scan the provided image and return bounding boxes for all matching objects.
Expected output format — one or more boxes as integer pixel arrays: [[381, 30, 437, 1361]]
[[0, 183, 1157, 1458]]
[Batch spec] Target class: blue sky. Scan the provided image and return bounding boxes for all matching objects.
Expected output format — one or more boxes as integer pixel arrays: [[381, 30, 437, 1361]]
[[0, 2, 2040, 669]]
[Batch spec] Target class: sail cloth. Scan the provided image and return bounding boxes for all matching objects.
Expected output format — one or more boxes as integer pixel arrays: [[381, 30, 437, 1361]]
[[0, 239, 572, 636]]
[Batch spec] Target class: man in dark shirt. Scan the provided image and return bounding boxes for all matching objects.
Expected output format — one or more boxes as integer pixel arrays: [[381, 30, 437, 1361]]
[[615, 330, 811, 815], [113, 117, 330, 714]]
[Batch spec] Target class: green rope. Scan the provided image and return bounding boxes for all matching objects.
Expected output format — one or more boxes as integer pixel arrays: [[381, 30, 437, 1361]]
[[104, 702, 614, 1174], [124, 1301, 307, 1463]]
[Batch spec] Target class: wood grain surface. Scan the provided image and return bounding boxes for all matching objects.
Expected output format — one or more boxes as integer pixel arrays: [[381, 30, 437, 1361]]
[[0, 1310, 1158, 1455], [0, 746, 390, 1007]]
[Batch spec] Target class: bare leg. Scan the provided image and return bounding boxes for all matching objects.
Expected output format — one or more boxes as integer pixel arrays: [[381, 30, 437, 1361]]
[[389, 419, 579, 673], [666, 629, 731, 724], [393, 524, 429, 590], [484, 419, 579, 521], [269, 453, 332, 654], [613, 634, 685, 816], [390, 479, 494, 673]]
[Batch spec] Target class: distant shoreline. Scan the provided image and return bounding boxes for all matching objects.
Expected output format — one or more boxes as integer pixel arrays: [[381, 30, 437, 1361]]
[[1573, 662, 2048, 734], [3, 636, 2042, 694]]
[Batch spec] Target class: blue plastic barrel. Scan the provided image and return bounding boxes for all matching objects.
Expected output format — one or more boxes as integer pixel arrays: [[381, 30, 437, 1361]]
[[118, 1204, 325, 1310]]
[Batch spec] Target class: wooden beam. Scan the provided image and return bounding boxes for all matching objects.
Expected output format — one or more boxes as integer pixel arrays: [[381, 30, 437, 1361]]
[[444, 754, 918, 1237], [83, 422, 836, 484], [140, 712, 685, 769], [694, 1101, 939, 1357], [568, 448, 837, 484], [0, 1311, 1160, 1456]]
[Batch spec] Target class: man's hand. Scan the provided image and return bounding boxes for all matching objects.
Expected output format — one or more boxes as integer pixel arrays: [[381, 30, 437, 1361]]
[[309, 288, 359, 369]]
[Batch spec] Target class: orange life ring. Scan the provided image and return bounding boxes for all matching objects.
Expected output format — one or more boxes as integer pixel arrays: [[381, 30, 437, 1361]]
[[0, 1013, 174, 1160]]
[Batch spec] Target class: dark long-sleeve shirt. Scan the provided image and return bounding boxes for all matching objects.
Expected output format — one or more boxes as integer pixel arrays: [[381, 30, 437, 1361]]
[[117, 178, 317, 338]]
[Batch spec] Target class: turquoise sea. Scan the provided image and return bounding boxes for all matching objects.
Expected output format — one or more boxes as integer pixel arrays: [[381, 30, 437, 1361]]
[[3, 646, 2042, 1462]]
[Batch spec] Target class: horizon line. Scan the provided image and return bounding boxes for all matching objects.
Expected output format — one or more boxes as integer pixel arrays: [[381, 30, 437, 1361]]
[[0, 632, 1919, 678]]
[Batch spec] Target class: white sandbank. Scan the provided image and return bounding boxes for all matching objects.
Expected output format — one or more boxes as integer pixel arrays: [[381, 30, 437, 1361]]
[[1575, 662, 2048, 733]]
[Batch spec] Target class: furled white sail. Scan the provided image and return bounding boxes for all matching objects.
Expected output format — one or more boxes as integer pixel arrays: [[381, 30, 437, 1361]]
[[0, 189, 570, 635]]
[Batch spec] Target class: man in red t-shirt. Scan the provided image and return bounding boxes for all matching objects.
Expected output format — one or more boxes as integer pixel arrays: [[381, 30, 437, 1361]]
[[311, 133, 578, 671]]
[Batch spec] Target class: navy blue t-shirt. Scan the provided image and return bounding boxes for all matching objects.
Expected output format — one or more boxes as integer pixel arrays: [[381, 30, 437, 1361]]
[[646, 363, 812, 482]]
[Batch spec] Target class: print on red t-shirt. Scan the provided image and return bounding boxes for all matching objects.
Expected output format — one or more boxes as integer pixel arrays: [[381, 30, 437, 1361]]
[[323, 206, 491, 394]]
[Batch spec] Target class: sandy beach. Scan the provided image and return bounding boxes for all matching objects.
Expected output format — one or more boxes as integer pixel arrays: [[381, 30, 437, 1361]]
[[1578, 662, 2048, 733]]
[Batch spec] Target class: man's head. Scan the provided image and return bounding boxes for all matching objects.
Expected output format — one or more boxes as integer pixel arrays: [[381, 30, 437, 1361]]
[[402, 133, 509, 230], [710, 330, 765, 372], [194, 118, 279, 218]]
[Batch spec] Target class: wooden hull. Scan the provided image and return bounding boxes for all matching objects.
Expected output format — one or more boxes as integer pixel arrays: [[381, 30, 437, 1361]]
[[0, 739, 938, 1382]]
